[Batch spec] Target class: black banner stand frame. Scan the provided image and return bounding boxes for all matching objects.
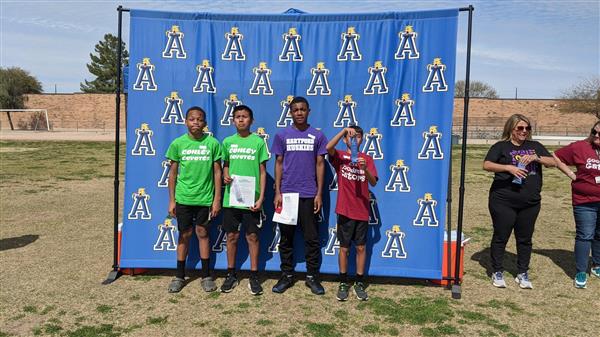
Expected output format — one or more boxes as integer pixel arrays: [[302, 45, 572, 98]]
[[103, 5, 474, 299]]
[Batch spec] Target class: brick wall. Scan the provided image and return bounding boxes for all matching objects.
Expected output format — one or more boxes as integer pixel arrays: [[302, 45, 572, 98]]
[[1, 94, 596, 134]]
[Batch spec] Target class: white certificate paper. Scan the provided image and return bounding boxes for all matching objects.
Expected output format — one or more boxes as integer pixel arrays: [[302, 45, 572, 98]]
[[229, 175, 256, 208], [272, 193, 299, 225]]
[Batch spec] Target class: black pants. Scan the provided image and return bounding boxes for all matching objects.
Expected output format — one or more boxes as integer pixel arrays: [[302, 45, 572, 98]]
[[489, 195, 540, 274], [279, 197, 321, 276]]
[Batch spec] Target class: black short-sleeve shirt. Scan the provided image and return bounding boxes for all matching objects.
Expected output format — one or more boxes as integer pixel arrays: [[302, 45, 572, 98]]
[[484, 140, 551, 205]]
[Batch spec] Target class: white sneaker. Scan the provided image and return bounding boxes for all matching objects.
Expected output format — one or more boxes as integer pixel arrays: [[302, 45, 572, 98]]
[[492, 271, 506, 288], [515, 272, 533, 289]]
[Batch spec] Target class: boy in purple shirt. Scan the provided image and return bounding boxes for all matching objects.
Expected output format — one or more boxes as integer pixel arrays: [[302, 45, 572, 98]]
[[271, 96, 328, 295]]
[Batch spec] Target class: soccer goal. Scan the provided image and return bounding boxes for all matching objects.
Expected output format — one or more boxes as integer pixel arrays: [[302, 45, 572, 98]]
[[0, 109, 51, 131]]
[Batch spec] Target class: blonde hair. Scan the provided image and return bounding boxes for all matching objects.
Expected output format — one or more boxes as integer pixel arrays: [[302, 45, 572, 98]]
[[501, 114, 532, 141]]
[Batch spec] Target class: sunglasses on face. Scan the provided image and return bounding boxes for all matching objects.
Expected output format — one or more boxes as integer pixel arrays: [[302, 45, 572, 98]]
[[591, 129, 599, 136], [515, 126, 532, 132]]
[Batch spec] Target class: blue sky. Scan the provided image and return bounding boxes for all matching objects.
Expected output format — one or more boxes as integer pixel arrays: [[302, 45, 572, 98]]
[[1, 0, 598, 98]]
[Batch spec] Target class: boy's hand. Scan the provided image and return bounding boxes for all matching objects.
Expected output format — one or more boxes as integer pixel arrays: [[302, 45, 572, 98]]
[[223, 174, 233, 185], [314, 194, 322, 214], [357, 157, 367, 170], [274, 192, 282, 210], [168, 201, 176, 217], [345, 127, 357, 138], [250, 198, 263, 212], [210, 200, 221, 218]]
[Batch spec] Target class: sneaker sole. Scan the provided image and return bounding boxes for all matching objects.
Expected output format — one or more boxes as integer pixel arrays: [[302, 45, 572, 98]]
[[514, 278, 533, 289], [574, 282, 587, 289], [248, 283, 263, 295], [492, 281, 506, 288], [353, 289, 368, 301], [336, 294, 349, 301]]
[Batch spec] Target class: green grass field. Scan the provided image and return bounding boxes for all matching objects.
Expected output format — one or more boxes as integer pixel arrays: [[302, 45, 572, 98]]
[[0, 140, 598, 337]]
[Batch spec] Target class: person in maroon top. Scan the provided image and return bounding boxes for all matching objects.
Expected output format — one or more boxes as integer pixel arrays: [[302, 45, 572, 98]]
[[326, 126, 378, 301], [553, 121, 600, 289]]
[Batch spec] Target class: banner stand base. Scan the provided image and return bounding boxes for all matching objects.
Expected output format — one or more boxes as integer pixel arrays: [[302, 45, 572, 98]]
[[102, 269, 122, 285], [451, 284, 461, 299]]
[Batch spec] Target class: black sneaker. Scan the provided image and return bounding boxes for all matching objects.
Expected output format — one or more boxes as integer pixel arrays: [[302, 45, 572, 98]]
[[353, 281, 368, 301], [336, 282, 350, 301], [220, 273, 238, 293], [248, 276, 263, 295], [272, 274, 294, 293], [305, 275, 325, 295]]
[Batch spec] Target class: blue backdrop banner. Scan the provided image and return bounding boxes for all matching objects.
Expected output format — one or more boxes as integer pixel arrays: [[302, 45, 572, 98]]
[[121, 8, 458, 279]]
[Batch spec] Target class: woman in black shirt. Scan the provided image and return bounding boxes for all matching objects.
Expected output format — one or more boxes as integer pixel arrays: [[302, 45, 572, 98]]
[[483, 114, 556, 289]]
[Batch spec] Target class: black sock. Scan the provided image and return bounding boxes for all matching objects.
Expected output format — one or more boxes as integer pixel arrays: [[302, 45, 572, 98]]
[[176, 260, 186, 279], [356, 274, 364, 283], [227, 267, 235, 276], [251, 270, 258, 279], [200, 258, 210, 278], [339, 272, 348, 283]]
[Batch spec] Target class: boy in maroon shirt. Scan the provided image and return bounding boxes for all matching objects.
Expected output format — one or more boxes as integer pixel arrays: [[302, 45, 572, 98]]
[[326, 126, 378, 301]]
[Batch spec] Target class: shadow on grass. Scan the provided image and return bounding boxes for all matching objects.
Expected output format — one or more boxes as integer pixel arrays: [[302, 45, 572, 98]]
[[0, 234, 38, 251], [471, 247, 518, 276], [533, 248, 574, 277]]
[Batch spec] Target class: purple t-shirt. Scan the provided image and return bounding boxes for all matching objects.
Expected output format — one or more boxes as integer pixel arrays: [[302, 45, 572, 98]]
[[272, 126, 328, 198]]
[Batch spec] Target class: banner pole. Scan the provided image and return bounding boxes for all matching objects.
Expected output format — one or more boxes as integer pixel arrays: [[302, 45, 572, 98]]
[[103, 4, 129, 285], [451, 4, 474, 299]]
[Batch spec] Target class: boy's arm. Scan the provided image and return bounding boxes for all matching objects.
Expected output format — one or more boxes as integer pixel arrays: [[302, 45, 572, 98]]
[[326, 127, 355, 156], [167, 161, 178, 217], [358, 157, 378, 186], [274, 155, 283, 208], [251, 162, 267, 212], [314, 155, 325, 214], [223, 161, 232, 184], [553, 153, 576, 181], [211, 161, 222, 218]]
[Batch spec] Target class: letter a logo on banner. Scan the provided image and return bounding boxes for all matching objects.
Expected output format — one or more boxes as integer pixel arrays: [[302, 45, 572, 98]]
[[381, 225, 407, 258], [362, 128, 384, 160], [391, 93, 416, 127], [128, 188, 151, 219], [249, 62, 274, 95], [418, 126, 444, 159], [222, 27, 245, 60], [153, 218, 177, 251], [413, 193, 439, 226], [193, 59, 216, 94], [279, 28, 303, 61], [385, 159, 410, 192], [221, 94, 242, 126], [162, 25, 187, 59], [324, 227, 340, 256], [161, 92, 185, 124], [268, 224, 281, 253], [364, 61, 388, 94], [422, 58, 448, 92], [157, 160, 171, 187], [254, 128, 272, 159], [133, 58, 157, 91], [337, 27, 362, 61], [277, 95, 294, 127], [395, 26, 420, 60], [212, 227, 228, 252], [333, 95, 358, 127], [131, 123, 156, 156], [307, 62, 331, 96]]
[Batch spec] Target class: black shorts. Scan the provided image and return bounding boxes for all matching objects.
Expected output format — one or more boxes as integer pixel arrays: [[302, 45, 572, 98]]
[[336, 214, 368, 248], [222, 208, 262, 235], [175, 203, 210, 232]]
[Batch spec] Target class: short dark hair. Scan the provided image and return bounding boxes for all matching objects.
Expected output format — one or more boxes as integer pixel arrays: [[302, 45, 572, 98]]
[[349, 125, 364, 136], [290, 96, 309, 110], [186, 106, 206, 120], [232, 104, 253, 120]]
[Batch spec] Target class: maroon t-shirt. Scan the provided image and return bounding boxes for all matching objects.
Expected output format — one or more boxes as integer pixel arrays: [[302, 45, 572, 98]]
[[555, 140, 600, 205], [330, 149, 378, 221]]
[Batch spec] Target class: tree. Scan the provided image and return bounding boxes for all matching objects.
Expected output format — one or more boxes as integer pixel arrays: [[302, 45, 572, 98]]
[[558, 77, 600, 119], [454, 80, 498, 98], [0, 67, 43, 109], [80, 33, 129, 93]]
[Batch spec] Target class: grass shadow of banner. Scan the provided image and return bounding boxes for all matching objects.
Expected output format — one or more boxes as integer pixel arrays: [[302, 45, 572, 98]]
[[0, 234, 39, 251]]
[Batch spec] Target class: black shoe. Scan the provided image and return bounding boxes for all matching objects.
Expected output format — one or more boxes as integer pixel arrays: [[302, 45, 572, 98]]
[[248, 276, 263, 295], [305, 275, 325, 295], [220, 273, 238, 293], [272, 274, 294, 293]]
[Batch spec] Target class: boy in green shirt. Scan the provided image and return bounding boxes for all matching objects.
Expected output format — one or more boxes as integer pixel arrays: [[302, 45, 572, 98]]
[[166, 106, 222, 293], [220, 105, 269, 295]]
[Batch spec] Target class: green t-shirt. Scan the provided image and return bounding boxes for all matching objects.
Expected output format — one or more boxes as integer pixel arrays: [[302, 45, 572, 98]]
[[222, 133, 269, 209], [166, 133, 222, 206]]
